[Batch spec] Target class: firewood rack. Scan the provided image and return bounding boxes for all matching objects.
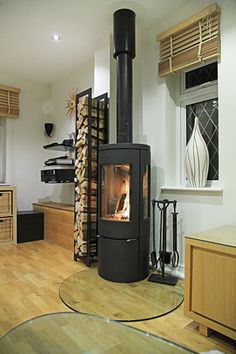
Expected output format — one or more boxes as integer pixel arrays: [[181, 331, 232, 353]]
[[74, 88, 109, 266]]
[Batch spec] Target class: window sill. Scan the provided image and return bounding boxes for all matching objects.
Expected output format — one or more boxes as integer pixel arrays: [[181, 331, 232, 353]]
[[160, 185, 223, 193]]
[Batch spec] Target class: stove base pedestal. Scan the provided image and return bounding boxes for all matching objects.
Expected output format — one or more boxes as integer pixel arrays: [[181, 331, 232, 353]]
[[98, 236, 149, 283]]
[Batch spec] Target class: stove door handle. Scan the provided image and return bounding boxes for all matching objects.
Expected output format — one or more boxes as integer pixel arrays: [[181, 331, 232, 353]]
[[126, 238, 136, 242]]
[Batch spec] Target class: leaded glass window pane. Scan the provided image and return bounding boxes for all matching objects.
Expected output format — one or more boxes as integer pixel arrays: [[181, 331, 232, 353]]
[[186, 98, 218, 180], [185, 62, 217, 89]]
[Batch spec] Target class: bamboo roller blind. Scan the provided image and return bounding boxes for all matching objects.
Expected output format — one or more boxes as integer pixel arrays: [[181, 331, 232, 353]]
[[0, 85, 20, 118], [157, 3, 220, 77]]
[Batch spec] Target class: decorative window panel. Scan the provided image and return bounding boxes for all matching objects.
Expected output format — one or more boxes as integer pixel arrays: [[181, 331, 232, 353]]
[[185, 62, 217, 89], [186, 98, 218, 180], [157, 3, 220, 77], [0, 118, 6, 183], [0, 85, 20, 118]]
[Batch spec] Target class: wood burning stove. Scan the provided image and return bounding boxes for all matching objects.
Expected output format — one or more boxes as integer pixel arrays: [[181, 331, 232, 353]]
[[98, 9, 151, 282], [98, 144, 150, 282]]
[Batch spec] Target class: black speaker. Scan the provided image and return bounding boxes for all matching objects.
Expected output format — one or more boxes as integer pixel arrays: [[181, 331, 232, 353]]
[[17, 211, 44, 243], [44, 123, 54, 137]]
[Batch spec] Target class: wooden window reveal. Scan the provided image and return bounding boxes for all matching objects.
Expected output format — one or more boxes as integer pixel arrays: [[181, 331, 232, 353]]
[[0, 85, 20, 118], [157, 3, 220, 77]]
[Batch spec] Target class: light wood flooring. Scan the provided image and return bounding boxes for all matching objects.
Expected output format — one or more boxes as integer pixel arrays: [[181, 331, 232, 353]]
[[0, 240, 235, 353]]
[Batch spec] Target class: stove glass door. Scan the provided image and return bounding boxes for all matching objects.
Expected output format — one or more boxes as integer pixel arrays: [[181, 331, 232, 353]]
[[143, 165, 149, 219], [101, 164, 131, 222]]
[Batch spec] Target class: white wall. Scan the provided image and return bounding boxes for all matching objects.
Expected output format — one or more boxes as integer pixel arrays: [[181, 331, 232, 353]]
[[0, 71, 51, 210], [140, 0, 236, 271], [45, 59, 94, 204], [94, 35, 110, 98], [1, 51, 103, 209]]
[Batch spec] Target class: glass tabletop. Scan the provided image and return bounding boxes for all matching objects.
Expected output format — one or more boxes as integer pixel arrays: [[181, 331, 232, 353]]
[[0, 312, 197, 354]]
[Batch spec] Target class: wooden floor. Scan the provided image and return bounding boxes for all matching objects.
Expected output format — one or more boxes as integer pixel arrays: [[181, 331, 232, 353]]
[[0, 240, 235, 353]]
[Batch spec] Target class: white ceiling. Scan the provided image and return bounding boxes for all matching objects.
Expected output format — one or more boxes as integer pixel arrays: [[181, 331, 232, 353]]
[[0, 0, 190, 84]]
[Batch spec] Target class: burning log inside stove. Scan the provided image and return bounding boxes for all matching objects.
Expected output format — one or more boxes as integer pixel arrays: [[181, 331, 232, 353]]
[[114, 190, 130, 220]]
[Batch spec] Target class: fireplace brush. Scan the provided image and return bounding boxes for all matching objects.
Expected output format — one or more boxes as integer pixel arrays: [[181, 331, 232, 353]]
[[150, 199, 158, 269], [171, 200, 179, 268]]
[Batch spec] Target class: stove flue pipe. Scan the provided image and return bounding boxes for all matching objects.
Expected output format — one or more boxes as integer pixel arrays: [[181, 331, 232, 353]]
[[113, 9, 135, 144]]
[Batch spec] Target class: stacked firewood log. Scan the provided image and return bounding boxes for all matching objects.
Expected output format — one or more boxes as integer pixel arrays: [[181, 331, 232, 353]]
[[74, 95, 105, 258]]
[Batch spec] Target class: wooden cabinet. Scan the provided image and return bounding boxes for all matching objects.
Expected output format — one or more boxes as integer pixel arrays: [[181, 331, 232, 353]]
[[0, 186, 16, 242], [33, 202, 74, 251], [184, 225, 236, 340]]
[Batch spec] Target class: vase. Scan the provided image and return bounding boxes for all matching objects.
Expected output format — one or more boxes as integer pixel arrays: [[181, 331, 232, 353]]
[[185, 116, 209, 188]]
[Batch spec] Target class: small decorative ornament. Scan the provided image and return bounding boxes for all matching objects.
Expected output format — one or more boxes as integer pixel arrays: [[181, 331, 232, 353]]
[[41, 99, 55, 115], [185, 116, 209, 188], [65, 90, 77, 119]]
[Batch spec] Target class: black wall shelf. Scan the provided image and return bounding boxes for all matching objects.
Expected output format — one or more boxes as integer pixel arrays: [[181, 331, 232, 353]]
[[42, 142, 75, 183], [43, 143, 74, 152]]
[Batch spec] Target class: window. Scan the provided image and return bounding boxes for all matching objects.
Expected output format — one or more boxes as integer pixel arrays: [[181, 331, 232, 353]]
[[0, 118, 6, 182], [186, 98, 218, 180], [0, 85, 20, 118], [185, 62, 217, 90], [180, 61, 218, 186]]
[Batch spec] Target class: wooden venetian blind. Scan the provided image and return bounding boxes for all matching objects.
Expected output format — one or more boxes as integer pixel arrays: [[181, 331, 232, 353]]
[[157, 3, 220, 77], [0, 85, 20, 118]]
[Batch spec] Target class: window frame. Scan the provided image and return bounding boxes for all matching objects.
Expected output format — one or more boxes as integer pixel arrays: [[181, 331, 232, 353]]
[[0, 118, 6, 183], [178, 62, 219, 187]]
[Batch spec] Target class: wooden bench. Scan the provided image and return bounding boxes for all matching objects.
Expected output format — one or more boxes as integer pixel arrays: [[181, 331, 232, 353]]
[[33, 202, 74, 251]]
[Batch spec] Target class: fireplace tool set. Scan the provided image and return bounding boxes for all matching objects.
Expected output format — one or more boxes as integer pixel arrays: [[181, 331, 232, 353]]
[[148, 199, 179, 285]]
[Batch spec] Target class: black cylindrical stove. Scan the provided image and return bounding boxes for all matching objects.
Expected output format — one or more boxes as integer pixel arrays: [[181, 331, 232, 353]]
[[98, 144, 150, 282]]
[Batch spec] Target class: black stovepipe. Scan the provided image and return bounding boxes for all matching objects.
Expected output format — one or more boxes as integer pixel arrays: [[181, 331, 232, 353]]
[[116, 53, 133, 143], [113, 8, 135, 144]]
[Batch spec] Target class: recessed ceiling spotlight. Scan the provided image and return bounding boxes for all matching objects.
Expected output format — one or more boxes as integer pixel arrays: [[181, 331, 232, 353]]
[[51, 33, 61, 41]]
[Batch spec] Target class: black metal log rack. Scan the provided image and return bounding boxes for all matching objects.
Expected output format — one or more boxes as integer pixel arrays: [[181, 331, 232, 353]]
[[74, 88, 109, 266]]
